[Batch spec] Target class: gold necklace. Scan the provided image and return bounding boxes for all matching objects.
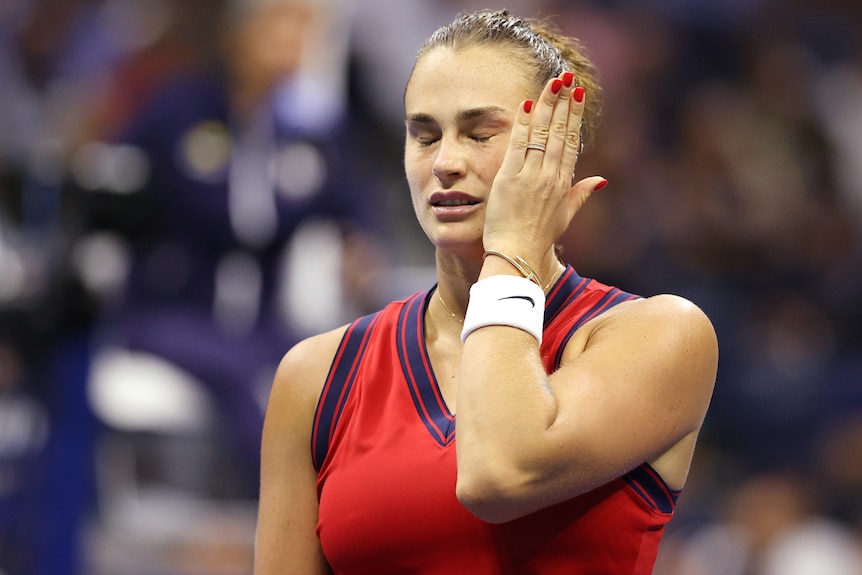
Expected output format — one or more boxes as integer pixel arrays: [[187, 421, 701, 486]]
[[436, 289, 464, 324], [544, 264, 563, 292]]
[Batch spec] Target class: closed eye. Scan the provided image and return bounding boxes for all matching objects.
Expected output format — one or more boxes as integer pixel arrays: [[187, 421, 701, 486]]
[[406, 121, 440, 147], [406, 107, 510, 148]]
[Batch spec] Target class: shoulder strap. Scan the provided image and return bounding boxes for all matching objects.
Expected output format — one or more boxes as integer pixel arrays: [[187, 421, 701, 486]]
[[311, 311, 382, 471], [548, 286, 639, 371], [624, 464, 680, 514]]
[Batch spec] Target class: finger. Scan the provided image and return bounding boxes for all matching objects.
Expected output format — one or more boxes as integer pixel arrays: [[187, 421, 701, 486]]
[[524, 76, 564, 162], [543, 71, 576, 166], [559, 81, 586, 185], [494, 98, 538, 180], [507, 75, 564, 173], [500, 74, 570, 176]]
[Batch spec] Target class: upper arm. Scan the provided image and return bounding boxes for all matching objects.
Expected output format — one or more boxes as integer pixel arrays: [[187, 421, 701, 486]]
[[454, 292, 718, 522], [254, 329, 345, 575], [550, 294, 718, 491]]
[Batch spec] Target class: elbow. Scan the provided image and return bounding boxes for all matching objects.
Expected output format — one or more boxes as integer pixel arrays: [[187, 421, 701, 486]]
[[455, 476, 512, 524], [455, 466, 529, 524]]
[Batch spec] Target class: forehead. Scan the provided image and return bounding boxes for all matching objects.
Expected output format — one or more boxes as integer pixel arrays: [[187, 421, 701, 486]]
[[405, 46, 535, 116]]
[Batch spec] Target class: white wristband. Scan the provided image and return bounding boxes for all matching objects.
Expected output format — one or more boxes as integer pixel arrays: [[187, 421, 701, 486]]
[[461, 275, 546, 344]]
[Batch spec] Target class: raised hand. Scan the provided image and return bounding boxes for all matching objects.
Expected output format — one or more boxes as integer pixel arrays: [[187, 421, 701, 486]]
[[483, 71, 607, 265]]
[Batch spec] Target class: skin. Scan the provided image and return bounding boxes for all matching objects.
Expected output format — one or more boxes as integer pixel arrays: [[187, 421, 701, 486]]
[[254, 44, 718, 573]]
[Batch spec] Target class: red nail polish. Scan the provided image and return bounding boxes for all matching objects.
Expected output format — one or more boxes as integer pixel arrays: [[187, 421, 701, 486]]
[[551, 79, 563, 94], [573, 86, 585, 103], [562, 72, 574, 87], [594, 178, 608, 192], [523, 99, 533, 113]]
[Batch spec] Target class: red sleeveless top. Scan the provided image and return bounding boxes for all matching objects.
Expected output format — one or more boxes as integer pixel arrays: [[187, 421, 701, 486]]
[[312, 267, 679, 574]]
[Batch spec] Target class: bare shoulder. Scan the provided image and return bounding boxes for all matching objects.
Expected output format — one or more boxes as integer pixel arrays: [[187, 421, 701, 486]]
[[564, 291, 718, 409], [591, 293, 719, 406], [273, 326, 347, 399], [592, 293, 718, 375], [256, 325, 348, 575], [590, 293, 717, 348], [610, 292, 712, 320], [269, 325, 350, 415]]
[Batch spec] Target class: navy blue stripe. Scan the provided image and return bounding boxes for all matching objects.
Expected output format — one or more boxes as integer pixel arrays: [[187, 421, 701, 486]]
[[624, 464, 679, 514], [578, 289, 638, 327], [397, 291, 455, 446], [553, 288, 638, 371], [544, 267, 591, 326], [312, 312, 380, 471]]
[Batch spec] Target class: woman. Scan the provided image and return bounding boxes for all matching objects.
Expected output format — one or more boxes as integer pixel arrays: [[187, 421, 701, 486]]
[[255, 9, 718, 574]]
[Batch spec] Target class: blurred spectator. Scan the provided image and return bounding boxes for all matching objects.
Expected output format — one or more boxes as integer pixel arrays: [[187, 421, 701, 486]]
[[77, 0, 380, 500], [2, 0, 381, 573], [656, 472, 862, 575], [0, 1, 122, 573]]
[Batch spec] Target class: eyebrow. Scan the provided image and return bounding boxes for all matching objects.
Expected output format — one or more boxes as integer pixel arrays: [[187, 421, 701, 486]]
[[405, 105, 509, 125]]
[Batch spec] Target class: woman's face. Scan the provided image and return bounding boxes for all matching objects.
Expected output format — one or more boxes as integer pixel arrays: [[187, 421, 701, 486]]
[[404, 45, 536, 254]]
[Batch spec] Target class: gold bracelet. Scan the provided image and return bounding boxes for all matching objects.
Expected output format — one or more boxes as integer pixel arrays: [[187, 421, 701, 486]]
[[483, 250, 543, 288]]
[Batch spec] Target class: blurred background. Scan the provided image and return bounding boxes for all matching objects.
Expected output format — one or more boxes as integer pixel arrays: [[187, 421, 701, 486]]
[[0, 0, 860, 573]]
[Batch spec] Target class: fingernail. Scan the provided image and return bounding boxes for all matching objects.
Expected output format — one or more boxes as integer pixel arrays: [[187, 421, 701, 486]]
[[573, 86, 585, 103], [594, 178, 608, 192], [523, 99, 533, 113], [562, 71, 574, 87], [551, 79, 563, 94]]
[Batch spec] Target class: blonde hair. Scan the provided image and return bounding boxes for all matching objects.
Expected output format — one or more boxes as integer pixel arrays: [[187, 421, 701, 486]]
[[415, 9, 602, 151]]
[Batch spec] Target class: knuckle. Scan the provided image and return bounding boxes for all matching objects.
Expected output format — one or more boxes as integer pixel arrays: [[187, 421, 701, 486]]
[[551, 120, 568, 138], [564, 131, 581, 149], [531, 125, 550, 140]]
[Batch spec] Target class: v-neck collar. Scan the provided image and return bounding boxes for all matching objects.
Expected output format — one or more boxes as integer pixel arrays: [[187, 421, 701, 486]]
[[394, 266, 586, 447], [396, 291, 456, 446]]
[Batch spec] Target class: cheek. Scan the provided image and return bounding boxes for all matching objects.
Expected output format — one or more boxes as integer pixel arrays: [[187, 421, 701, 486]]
[[404, 153, 427, 211], [404, 149, 428, 188], [479, 148, 507, 182]]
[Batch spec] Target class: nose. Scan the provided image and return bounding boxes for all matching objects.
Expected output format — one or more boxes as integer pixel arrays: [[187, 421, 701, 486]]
[[431, 137, 466, 182]]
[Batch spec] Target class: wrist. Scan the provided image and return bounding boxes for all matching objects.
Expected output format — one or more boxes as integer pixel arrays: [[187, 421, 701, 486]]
[[483, 250, 542, 287], [461, 275, 546, 344]]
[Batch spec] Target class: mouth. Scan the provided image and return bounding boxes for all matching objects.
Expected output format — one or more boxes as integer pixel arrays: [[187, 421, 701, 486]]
[[433, 198, 479, 207], [429, 192, 481, 223], [429, 191, 480, 208]]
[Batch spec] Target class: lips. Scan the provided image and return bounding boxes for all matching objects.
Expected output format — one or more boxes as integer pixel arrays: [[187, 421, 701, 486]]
[[429, 191, 480, 208], [429, 192, 481, 221]]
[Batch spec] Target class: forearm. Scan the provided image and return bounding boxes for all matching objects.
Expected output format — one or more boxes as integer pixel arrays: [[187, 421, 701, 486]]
[[456, 252, 563, 465], [455, 324, 565, 512]]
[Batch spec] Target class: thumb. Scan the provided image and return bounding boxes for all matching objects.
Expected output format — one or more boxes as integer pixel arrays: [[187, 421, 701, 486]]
[[568, 176, 609, 212]]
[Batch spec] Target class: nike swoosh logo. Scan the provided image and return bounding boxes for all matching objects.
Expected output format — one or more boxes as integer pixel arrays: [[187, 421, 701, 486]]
[[498, 295, 536, 308]]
